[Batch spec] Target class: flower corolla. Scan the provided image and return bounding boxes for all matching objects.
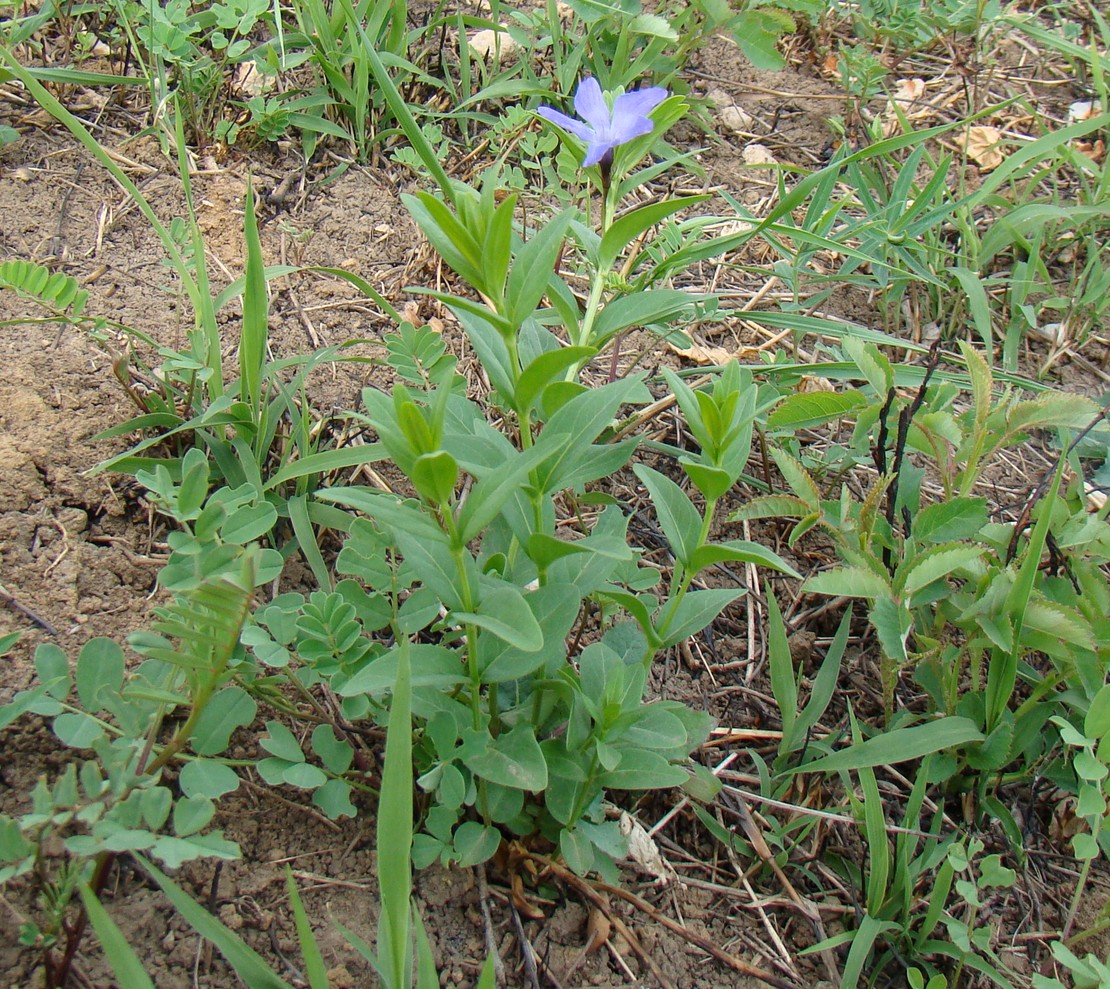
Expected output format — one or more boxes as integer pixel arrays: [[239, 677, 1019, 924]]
[[537, 77, 667, 168]]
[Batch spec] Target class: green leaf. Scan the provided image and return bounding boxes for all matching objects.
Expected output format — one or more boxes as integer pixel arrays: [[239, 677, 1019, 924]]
[[843, 337, 893, 395], [311, 725, 354, 774], [688, 540, 801, 579], [870, 596, 911, 665], [508, 210, 574, 326], [797, 717, 984, 774], [283, 763, 328, 789], [598, 196, 708, 272], [897, 544, 983, 596], [729, 494, 811, 523], [513, 346, 595, 416], [766, 586, 796, 743], [768, 389, 867, 430], [480, 583, 580, 683], [260, 720, 305, 763], [592, 289, 701, 345], [455, 584, 544, 652], [681, 460, 733, 501], [192, 687, 257, 756], [804, 566, 891, 599], [53, 712, 105, 748], [240, 178, 268, 420], [285, 869, 330, 989], [404, 192, 483, 287], [634, 464, 701, 567], [452, 821, 501, 867], [1086, 684, 1110, 740], [411, 450, 458, 506], [560, 828, 594, 875], [912, 497, 988, 544], [179, 760, 241, 799], [313, 779, 357, 820], [769, 446, 821, 507], [378, 639, 414, 987], [599, 748, 689, 790], [465, 722, 548, 791], [659, 588, 745, 647], [174, 795, 216, 837], [76, 638, 124, 711], [221, 502, 278, 544]]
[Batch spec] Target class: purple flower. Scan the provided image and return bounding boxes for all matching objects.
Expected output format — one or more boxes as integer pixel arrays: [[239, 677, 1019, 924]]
[[537, 77, 667, 169]]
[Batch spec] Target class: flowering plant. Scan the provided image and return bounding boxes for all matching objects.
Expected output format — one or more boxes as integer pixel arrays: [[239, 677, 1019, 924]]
[[537, 76, 667, 180]]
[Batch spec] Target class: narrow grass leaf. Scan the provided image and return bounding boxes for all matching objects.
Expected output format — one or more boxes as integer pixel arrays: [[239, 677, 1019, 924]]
[[137, 856, 294, 989], [796, 717, 983, 774], [379, 640, 415, 988], [285, 868, 330, 989], [766, 585, 796, 746], [78, 885, 156, 989]]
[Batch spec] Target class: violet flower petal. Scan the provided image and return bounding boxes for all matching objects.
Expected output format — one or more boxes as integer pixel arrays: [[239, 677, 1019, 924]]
[[536, 105, 597, 144], [612, 86, 668, 121], [573, 76, 610, 130]]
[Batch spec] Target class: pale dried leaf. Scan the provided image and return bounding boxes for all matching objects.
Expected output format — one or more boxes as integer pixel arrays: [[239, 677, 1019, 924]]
[[1085, 482, 1106, 513], [584, 905, 611, 953], [618, 812, 675, 884], [797, 375, 835, 393], [1069, 100, 1101, 123], [233, 60, 268, 97], [882, 77, 928, 136], [961, 126, 1005, 171], [668, 340, 735, 365]]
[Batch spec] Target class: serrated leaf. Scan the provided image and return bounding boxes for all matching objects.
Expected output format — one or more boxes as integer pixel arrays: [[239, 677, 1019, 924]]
[[898, 544, 983, 596], [870, 596, 911, 665], [769, 446, 821, 507], [912, 497, 988, 544], [768, 389, 866, 430], [729, 494, 811, 523], [804, 566, 891, 599]]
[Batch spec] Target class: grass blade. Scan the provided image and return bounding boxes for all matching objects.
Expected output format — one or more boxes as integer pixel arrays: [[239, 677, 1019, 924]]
[[137, 855, 294, 989], [285, 868, 331, 989], [78, 884, 156, 989]]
